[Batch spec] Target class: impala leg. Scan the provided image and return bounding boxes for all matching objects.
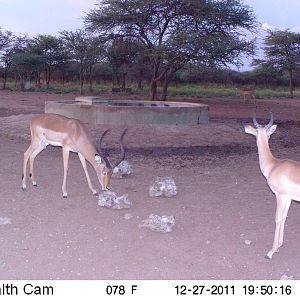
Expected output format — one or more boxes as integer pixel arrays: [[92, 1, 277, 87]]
[[266, 196, 291, 259], [278, 198, 292, 247], [29, 144, 44, 187], [22, 144, 33, 190], [78, 153, 98, 196], [62, 147, 70, 198]]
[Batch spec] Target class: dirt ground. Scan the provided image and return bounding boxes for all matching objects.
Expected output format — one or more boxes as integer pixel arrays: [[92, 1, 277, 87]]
[[0, 90, 300, 280]]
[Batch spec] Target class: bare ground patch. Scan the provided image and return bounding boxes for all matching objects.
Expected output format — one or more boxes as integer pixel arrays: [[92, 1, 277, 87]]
[[1, 90, 300, 279]]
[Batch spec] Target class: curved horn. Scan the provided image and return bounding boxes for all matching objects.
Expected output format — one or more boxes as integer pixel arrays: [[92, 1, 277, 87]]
[[97, 129, 110, 163], [252, 110, 262, 128], [112, 128, 127, 169], [266, 109, 274, 128]]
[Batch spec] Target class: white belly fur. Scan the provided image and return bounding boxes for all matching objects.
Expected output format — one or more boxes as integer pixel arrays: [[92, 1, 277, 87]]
[[40, 136, 76, 152], [40, 137, 62, 148]]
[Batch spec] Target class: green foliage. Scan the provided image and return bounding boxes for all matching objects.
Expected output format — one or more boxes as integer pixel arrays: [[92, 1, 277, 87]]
[[0, 28, 13, 50], [59, 29, 105, 94], [253, 30, 300, 98], [4, 77, 298, 99], [263, 30, 300, 71], [85, 0, 257, 99], [11, 52, 45, 67], [163, 84, 238, 98], [149, 83, 299, 99], [2, 3, 300, 100]]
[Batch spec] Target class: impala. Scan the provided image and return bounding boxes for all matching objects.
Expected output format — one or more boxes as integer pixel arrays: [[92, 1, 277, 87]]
[[240, 88, 256, 104], [22, 113, 127, 198], [244, 110, 300, 259]]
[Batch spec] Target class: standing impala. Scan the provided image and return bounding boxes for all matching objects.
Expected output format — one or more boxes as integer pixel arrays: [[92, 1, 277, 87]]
[[244, 111, 300, 259], [239, 88, 256, 104], [22, 113, 127, 198]]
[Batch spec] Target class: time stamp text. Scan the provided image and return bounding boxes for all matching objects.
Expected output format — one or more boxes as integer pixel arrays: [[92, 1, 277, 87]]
[[0, 282, 296, 298]]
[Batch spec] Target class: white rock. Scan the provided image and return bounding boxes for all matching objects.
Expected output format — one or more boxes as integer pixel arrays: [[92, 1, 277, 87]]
[[0, 217, 11, 225]]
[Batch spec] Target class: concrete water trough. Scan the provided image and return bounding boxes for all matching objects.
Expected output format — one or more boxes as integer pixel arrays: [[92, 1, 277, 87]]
[[45, 97, 209, 125]]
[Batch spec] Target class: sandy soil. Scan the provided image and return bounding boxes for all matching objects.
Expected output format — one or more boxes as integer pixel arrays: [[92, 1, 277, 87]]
[[0, 90, 300, 280]]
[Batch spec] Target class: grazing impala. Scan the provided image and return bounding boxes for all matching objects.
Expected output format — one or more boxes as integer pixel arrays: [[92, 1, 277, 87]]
[[22, 113, 127, 198], [244, 110, 300, 259]]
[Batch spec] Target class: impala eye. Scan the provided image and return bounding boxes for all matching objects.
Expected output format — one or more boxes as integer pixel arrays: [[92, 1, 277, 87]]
[[102, 171, 107, 176]]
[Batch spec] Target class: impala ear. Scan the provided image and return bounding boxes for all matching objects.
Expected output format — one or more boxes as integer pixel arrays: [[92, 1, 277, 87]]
[[267, 124, 277, 137], [95, 154, 102, 164]]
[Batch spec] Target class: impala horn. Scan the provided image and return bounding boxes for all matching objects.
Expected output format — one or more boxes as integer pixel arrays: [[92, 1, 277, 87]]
[[97, 129, 111, 167], [112, 128, 127, 169], [97, 129, 127, 169], [253, 109, 274, 129], [266, 109, 274, 129], [252, 110, 262, 128]]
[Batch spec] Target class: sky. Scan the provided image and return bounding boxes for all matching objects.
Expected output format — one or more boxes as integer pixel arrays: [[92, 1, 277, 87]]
[[1, 0, 299, 37], [0, 0, 300, 69], [0, 0, 97, 36], [243, 0, 300, 32]]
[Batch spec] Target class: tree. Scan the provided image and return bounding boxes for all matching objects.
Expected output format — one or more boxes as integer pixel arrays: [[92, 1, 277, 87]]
[[85, 0, 256, 100], [60, 30, 103, 95], [106, 37, 142, 90], [29, 35, 65, 88], [255, 30, 300, 98], [85, 36, 104, 93], [0, 32, 29, 89], [0, 28, 13, 50], [0, 29, 14, 88], [11, 52, 45, 90], [252, 58, 281, 86]]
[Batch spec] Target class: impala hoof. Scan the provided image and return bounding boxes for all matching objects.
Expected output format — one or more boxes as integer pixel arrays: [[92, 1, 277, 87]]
[[63, 193, 68, 199], [93, 192, 98, 197], [33, 183, 38, 187], [22, 187, 26, 191], [265, 251, 274, 260]]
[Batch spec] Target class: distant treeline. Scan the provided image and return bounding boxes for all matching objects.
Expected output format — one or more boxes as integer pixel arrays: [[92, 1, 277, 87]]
[[1, 1, 299, 99]]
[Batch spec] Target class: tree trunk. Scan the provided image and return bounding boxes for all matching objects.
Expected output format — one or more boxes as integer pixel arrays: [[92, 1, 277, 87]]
[[150, 79, 158, 100], [150, 62, 159, 100], [61, 70, 65, 86], [20, 75, 25, 91], [3, 69, 8, 89], [37, 72, 42, 88], [79, 61, 84, 95], [137, 69, 143, 90], [3, 77, 7, 90], [289, 69, 293, 99], [89, 79, 93, 93], [89, 65, 93, 93], [161, 74, 170, 101], [121, 73, 126, 90], [45, 67, 50, 89], [14, 74, 18, 90]]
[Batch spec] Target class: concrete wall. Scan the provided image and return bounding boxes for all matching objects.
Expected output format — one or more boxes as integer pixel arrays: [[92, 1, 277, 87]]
[[45, 99, 209, 125]]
